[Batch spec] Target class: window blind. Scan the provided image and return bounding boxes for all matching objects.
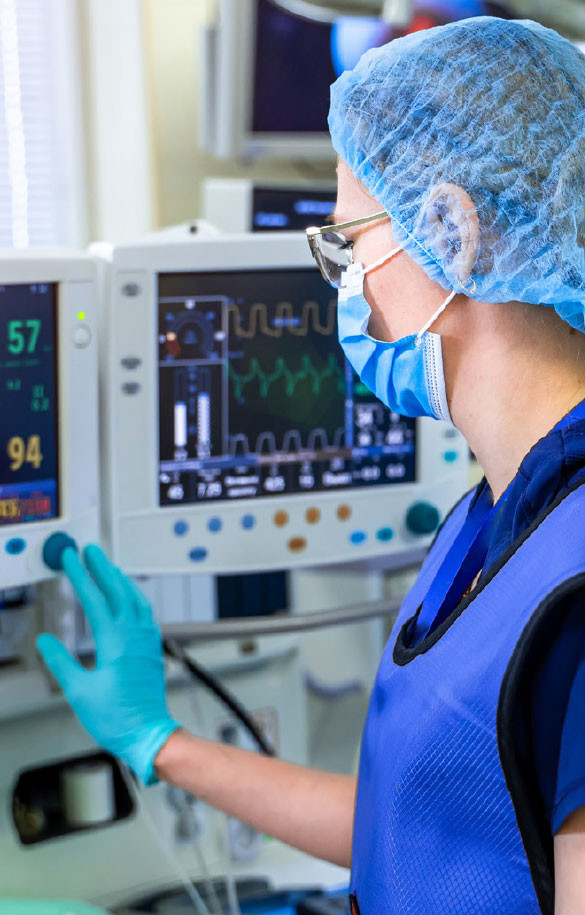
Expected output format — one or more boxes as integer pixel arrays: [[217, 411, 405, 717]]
[[0, 0, 85, 247]]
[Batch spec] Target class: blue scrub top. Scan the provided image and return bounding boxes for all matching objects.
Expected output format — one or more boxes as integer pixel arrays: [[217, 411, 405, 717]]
[[471, 398, 585, 832]]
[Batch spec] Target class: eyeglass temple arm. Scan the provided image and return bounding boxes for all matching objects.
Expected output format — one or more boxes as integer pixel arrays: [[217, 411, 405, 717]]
[[317, 210, 388, 234]]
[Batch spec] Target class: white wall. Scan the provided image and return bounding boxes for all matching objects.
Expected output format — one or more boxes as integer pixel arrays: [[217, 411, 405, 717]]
[[79, 0, 156, 243]]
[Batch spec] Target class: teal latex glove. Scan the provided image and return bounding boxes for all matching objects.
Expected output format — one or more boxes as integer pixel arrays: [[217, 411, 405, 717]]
[[36, 544, 181, 785]]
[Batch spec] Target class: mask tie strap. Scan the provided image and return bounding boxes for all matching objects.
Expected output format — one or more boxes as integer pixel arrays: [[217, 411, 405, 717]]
[[362, 245, 402, 276], [415, 289, 457, 344]]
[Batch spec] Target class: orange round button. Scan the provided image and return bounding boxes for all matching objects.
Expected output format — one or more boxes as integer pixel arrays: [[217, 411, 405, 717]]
[[273, 510, 289, 527], [337, 504, 352, 521], [306, 507, 321, 524], [288, 537, 307, 552]]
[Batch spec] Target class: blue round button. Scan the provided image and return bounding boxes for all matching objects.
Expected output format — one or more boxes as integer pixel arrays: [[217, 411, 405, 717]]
[[174, 521, 189, 537], [443, 450, 459, 463], [350, 530, 367, 545], [241, 514, 256, 530], [6, 538, 26, 556], [208, 517, 222, 533], [189, 547, 208, 562], [376, 527, 394, 542]]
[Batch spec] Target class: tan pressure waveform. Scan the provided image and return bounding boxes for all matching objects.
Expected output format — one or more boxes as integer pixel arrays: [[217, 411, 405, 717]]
[[228, 299, 336, 338]]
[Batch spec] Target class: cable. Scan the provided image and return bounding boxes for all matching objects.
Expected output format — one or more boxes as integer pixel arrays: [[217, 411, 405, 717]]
[[222, 814, 243, 915], [163, 638, 276, 757], [181, 656, 242, 915], [119, 763, 213, 915], [190, 833, 224, 915]]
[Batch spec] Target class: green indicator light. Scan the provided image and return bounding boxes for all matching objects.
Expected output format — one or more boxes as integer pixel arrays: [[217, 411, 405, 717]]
[[77, 311, 86, 321]]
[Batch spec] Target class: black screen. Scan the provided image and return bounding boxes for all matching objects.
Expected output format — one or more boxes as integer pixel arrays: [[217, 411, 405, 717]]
[[252, 0, 336, 133], [158, 269, 415, 507], [0, 283, 59, 525]]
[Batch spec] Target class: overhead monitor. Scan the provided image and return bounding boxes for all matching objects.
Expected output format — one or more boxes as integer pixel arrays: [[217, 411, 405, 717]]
[[101, 233, 468, 575], [0, 252, 99, 587], [200, 0, 496, 160], [203, 180, 337, 234]]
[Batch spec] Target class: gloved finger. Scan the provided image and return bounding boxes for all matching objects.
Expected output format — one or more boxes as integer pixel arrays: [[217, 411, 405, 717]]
[[36, 633, 84, 691], [62, 547, 111, 639], [125, 577, 156, 627], [83, 544, 130, 622], [111, 567, 143, 624]]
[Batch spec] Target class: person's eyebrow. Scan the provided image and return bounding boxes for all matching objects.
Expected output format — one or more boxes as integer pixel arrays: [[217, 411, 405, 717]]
[[324, 211, 338, 225]]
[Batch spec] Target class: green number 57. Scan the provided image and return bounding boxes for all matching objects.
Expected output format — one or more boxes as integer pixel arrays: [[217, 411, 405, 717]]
[[7, 319, 41, 354]]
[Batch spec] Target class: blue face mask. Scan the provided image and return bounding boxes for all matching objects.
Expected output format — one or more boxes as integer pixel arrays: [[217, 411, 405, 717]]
[[338, 258, 454, 423]]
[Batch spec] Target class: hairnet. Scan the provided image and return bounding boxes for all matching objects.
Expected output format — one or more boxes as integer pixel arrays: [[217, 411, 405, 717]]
[[329, 17, 585, 332]]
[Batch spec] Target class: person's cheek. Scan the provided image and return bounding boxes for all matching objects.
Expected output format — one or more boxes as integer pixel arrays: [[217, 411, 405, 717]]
[[364, 274, 394, 342]]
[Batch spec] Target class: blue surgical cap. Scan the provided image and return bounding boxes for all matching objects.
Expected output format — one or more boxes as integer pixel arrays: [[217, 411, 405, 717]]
[[329, 17, 585, 332]]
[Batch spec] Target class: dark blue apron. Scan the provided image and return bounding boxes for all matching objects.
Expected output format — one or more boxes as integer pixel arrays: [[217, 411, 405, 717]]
[[350, 478, 585, 914]]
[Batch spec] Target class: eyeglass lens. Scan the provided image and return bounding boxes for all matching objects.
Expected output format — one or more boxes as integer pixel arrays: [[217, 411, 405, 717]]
[[315, 231, 353, 288]]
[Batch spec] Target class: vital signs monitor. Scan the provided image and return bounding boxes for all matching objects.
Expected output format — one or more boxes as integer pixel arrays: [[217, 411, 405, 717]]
[[100, 233, 468, 575], [0, 251, 99, 588]]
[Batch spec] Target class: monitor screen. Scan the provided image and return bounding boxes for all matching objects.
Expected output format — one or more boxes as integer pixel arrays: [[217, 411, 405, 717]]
[[158, 269, 415, 507], [252, 0, 336, 134], [252, 187, 336, 232], [0, 283, 59, 525], [251, 0, 507, 136]]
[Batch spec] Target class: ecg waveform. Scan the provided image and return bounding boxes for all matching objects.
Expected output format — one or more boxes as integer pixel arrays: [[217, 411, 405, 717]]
[[229, 427, 346, 457], [228, 353, 345, 399], [228, 299, 336, 338]]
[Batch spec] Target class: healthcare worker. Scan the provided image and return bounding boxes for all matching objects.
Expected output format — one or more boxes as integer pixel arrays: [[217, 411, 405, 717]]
[[38, 16, 585, 914]]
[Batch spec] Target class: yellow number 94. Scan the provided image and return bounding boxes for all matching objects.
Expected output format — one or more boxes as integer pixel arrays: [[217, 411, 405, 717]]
[[7, 435, 43, 471]]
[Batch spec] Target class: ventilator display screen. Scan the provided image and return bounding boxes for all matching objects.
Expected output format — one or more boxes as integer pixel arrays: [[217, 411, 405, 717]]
[[0, 283, 59, 524], [157, 269, 415, 506]]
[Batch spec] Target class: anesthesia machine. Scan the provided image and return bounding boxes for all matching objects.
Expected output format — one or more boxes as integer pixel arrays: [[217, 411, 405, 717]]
[[0, 231, 468, 912]]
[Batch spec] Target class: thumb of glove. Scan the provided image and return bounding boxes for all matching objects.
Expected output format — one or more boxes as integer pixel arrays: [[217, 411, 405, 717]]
[[37, 633, 83, 692]]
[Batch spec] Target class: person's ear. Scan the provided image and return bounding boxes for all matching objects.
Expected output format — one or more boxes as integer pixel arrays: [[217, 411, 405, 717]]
[[423, 183, 479, 288]]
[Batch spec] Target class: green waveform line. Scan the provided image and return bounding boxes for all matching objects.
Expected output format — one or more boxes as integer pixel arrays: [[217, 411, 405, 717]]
[[229, 354, 345, 399]]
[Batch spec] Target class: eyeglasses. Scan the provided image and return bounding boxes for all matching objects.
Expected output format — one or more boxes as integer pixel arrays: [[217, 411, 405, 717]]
[[306, 210, 389, 288]]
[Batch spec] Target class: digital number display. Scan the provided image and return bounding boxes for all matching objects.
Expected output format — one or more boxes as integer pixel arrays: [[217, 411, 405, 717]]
[[0, 283, 59, 524], [158, 270, 415, 506]]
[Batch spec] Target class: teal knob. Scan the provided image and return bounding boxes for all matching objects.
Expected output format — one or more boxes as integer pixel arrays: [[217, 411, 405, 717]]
[[42, 532, 78, 571], [406, 502, 441, 536]]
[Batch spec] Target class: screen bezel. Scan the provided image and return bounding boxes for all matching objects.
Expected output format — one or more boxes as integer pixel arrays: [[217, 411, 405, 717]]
[[107, 233, 468, 574], [0, 250, 100, 586], [109, 234, 444, 522]]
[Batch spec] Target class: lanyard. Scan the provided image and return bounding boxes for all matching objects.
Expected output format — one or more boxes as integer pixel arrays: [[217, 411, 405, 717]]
[[410, 481, 507, 642], [410, 398, 585, 644]]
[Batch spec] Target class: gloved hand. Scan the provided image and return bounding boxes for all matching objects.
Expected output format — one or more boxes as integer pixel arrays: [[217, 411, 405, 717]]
[[36, 544, 181, 785]]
